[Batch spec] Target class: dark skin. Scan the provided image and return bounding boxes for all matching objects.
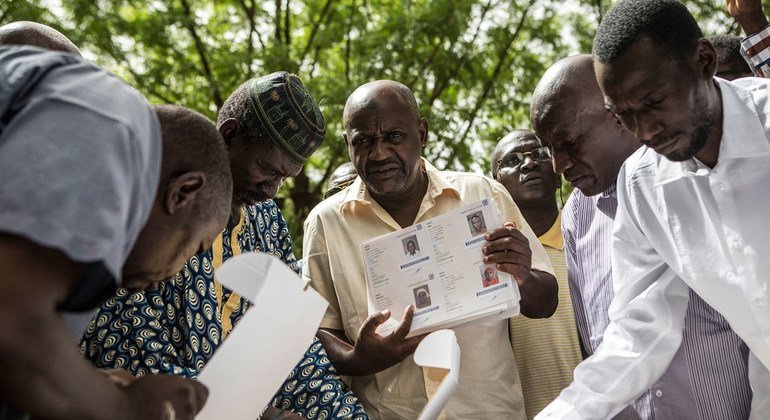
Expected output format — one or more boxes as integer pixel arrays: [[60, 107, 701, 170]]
[[0, 166, 224, 420], [219, 118, 303, 227], [0, 148, 227, 418], [596, 37, 723, 168], [726, 0, 768, 35], [219, 116, 308, 420], [531, 54, 640, 197], [492, 131, 560, 237], [317, 81, 558, 377]]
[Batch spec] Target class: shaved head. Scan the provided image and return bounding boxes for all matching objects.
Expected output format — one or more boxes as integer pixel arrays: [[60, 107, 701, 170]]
[[343, 80, 419, 129], [0, 21, 80, 55], [530, 54, 604, 134], [530, 54, 639, 196]]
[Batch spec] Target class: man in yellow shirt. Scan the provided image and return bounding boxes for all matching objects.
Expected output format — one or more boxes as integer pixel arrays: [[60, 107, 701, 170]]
[[303, 80, 557, 419], [492, 130, 584, 418]]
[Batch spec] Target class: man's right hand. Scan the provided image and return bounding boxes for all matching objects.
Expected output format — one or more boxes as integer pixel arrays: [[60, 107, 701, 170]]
[[726, 0, 768, 35], [123, 375, 208, 420], [316, 306, 425, 376], [351, 305, 425, 374]]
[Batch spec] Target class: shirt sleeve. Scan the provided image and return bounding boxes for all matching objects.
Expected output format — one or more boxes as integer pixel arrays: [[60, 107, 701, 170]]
[[536, 167, 690, 419], [741, 25, 770, 78], [0, 47, 160, 284], [561, 196, 591, 357], [492, 181, 554, 277], [302, 213, 344, 331], [80, 266, 214, 379]]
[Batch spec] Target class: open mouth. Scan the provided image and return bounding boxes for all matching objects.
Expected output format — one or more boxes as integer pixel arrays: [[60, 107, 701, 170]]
[[369, 167, 400, 178]]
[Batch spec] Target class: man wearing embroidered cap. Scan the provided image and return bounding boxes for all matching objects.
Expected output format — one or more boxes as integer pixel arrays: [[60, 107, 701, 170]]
[[82, 72, 368, 419]]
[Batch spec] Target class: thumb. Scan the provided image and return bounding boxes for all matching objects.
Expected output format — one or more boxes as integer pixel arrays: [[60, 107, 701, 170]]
[[503, 221, 519, 230]]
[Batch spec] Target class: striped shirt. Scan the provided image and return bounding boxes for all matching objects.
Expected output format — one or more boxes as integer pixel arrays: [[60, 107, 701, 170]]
[[509, 213, 583, 418], [562, 186, 752, 419]]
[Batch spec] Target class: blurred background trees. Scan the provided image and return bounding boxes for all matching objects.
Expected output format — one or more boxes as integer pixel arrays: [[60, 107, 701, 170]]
[[1, 0, 742, 252]]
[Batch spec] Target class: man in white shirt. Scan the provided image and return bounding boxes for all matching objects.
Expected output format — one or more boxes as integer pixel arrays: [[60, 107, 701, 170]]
[[538, 0, 770, 418]]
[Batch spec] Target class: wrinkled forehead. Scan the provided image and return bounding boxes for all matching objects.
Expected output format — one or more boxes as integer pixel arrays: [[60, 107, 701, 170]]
[[345, 88, 416, 127]]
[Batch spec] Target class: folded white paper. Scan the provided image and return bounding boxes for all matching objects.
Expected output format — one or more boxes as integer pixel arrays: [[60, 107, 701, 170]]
[[197, 253, 328, 420]]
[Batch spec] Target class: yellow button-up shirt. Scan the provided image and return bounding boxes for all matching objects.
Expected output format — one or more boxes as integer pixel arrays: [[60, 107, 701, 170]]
[[303, 159, 554, 419], [509, 213, 583, 418]]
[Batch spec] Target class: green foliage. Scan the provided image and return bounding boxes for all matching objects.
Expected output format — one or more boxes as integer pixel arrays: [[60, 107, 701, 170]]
[[1, 0, 737, 253]]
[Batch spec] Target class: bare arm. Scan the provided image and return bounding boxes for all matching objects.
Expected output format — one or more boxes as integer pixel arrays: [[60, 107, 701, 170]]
[[316, 307, 424, 376], [727, 0, 768, 35], [0, 234, 206, 420]]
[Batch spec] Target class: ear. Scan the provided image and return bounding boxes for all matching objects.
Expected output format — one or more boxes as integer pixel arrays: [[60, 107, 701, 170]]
[[696, 38, 718, 79], [163, 171, 206, 215], [418, 117, 429, 148], [219, 118, 239, 146]]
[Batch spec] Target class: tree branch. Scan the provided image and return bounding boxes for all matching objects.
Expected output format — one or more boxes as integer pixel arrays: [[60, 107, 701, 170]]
[[300, 0, 334, 64], [457, 0, 534, 145], [275, 0, 283, 44], [284, 0, 291, 46], [179, 0, 224, 108], [427, 0, 495, 109]]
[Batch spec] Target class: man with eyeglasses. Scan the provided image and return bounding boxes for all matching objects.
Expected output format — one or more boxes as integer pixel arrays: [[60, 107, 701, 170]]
[[81, 72, 368, 419], [532, 54, 751, 419], [491, 130, 583, 418]]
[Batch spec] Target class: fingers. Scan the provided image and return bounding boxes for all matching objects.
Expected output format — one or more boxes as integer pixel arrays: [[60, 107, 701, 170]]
[[190, 380, 209, 412], [359, 309, 392, 337], [391, 305, 415, 339]]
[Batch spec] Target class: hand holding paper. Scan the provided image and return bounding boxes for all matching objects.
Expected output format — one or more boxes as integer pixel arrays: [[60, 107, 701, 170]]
[[482, 221, 532, 284]]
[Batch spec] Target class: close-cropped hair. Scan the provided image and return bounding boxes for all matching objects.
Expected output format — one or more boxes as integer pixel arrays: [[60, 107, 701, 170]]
[[216, 80, 270, 144], [709, 34, 751, 69], [593, 0, 703, 63], [155, 104, 232, 205]]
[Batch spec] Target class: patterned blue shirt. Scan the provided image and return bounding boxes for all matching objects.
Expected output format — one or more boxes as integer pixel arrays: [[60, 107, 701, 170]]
[[81, 200, 367, 418]]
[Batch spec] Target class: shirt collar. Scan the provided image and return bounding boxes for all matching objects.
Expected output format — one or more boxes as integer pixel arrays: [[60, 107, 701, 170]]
[[538, 212, 563, 251], [655, 78, 770, 186], [340, 158, 460, 213], [650, 78, 770, 185]]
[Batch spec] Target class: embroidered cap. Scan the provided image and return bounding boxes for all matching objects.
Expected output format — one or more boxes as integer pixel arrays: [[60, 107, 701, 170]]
[[248, 71, 325, 165]]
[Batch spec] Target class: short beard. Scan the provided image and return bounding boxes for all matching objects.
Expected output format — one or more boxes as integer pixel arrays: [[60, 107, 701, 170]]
[[665, 89, 713, 162]]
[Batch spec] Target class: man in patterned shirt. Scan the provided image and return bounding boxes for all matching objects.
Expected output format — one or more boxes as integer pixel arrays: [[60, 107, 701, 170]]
[[81, 72, 368, 419]]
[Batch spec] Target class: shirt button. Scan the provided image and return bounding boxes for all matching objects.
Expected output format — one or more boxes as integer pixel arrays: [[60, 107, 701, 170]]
[[655, 389, 663, 397], [754, 297, 765, 307], [716, 183, 727, 192]]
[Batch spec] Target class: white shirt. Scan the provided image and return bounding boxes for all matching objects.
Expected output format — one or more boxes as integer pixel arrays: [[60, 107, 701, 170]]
[[538, 77, 770, 419]]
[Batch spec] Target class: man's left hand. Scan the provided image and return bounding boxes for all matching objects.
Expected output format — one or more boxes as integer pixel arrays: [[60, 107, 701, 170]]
[[482, 221, 533, 285]]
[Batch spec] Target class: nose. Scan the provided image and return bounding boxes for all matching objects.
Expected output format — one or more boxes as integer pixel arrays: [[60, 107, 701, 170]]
[[520, 154, 539, 171], [369, 138, 392, 161], [551, 150, 573, 175], [631, 110, 663, 142], [262, 177, 283, 199]]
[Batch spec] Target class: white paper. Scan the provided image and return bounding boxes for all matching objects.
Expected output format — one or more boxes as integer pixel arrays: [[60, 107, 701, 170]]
[[196, 253, 328, 420], [362, 198, 520, 337]]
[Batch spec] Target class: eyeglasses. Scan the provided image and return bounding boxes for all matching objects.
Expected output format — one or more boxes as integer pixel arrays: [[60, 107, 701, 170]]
[[496, 146, 552, 171]]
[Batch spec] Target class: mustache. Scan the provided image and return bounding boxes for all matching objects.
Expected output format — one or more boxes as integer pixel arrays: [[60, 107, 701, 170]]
[[366, 158, 403, 173]]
